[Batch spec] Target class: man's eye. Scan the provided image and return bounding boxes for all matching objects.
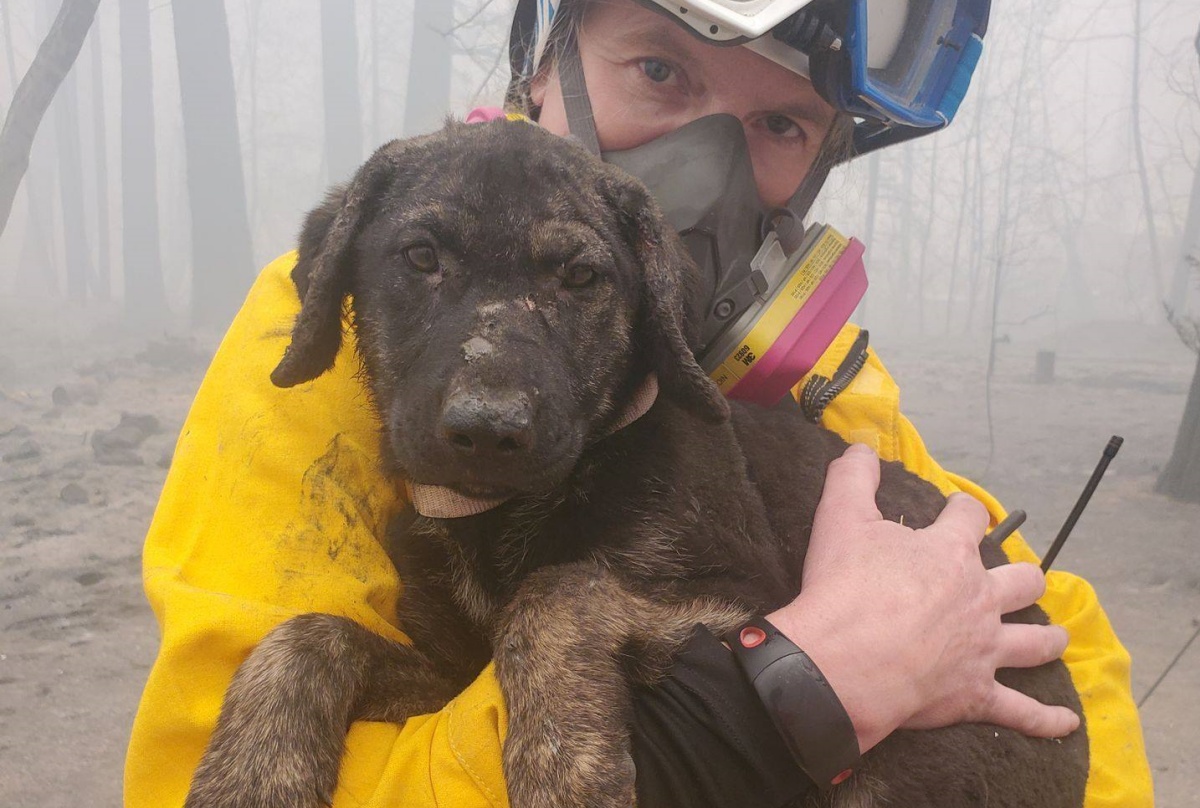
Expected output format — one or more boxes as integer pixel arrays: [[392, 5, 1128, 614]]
[[764, 115, 802, 138], [640, 59, 674, 83]]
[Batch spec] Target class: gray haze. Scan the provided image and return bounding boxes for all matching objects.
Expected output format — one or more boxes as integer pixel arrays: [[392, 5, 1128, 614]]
[[2, 1, 1198, 327], [1, 1, 1198, 806]]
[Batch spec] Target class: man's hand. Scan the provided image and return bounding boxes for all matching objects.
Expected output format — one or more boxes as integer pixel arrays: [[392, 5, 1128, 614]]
[[767, 443, 1080, 754]]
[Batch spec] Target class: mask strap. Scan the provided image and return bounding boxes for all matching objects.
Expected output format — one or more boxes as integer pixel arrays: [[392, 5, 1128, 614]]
[[557, 27, 602, 156], [776, 154, 835, 253]]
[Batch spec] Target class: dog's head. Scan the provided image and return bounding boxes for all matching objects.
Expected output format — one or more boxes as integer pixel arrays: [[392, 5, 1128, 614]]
[[273, 120, 728, 498]]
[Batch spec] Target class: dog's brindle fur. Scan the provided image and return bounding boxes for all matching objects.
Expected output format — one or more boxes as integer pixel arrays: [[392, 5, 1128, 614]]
[[185, 121, 1088, 808]]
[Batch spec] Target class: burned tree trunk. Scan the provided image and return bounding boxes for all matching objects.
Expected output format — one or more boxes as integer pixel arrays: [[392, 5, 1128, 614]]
[[320, 0, 362, 185], [1130, 0, 1165, 304], [2, 0, 56, 296], [403, 0, 454, 136], [120, 0, 167, 321], [0, 0, 101, 239], [90, 18, 111, 300], [1167, 22, 1200, 311], [1155, 22, 1200, 505], [171, 0, 255, 326], [53, 55, 92, 302], [1157, 352, 1200, 504]]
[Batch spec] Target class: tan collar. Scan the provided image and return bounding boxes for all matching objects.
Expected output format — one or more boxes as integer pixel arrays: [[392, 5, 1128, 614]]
[[405, 374, 659, 519]]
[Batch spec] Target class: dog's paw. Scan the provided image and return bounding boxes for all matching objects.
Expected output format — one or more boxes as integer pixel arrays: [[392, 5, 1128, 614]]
[[504, 736, 637, 808], [184, 744, 336, 808], [183, 615, 365, 808]]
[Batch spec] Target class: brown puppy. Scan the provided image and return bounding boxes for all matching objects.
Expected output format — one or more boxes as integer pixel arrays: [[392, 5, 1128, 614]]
[[185, 120, 1087, 808]]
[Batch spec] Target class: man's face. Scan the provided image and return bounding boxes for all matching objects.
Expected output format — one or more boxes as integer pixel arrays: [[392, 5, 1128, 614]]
[[531, 0, 839, 209]]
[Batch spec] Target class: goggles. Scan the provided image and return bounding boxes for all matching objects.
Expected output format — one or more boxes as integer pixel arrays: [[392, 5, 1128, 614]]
[[640, 0, 989, 151], [807, 0, 988, 151], [511, 0, 990, 154]]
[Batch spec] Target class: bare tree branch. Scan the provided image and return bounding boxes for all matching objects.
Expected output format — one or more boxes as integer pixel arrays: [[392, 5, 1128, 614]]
[[467, 35, 508, 108], [1130, 0, 1165, 301], [447, 0, 498, 35]]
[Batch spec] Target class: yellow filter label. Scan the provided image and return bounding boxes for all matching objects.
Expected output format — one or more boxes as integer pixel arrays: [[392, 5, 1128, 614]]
[[712, 228, 849, 394]]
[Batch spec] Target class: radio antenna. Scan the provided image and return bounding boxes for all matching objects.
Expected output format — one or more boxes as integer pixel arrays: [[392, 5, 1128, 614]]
[[1040, 436, 1123, 573]]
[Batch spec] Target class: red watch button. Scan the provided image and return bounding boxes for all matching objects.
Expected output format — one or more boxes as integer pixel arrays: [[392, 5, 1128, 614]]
[[739, 626, 767, 648]]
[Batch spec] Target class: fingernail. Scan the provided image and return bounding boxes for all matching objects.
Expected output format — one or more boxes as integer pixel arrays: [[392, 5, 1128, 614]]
[[846, 443, 875, 457]]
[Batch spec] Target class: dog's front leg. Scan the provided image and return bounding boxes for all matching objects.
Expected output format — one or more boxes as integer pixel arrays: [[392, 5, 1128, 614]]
[[185, 613, 463, 808], [496, 563, 749, 808]]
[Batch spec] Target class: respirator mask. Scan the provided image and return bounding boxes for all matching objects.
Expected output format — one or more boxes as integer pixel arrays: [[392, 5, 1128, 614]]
[[604, 116, 866, 407]]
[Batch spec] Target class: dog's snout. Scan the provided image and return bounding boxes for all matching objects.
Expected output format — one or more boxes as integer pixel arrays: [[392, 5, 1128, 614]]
[[440, 390, 534, 457]]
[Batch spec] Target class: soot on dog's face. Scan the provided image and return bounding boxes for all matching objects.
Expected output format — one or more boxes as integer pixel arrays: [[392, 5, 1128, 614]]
[[356, 191, 640, 496], [273, 121, 729, 498]]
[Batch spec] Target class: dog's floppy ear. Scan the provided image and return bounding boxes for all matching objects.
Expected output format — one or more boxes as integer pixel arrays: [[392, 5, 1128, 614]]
[[601, 169, 730, 423], [272, 140, 407, 388], [289, 184, 347, 303]]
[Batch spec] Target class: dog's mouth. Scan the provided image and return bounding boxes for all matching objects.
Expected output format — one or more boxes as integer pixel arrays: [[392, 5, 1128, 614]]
[[391, 420, 586, 500], [443, 481, 514, 499]]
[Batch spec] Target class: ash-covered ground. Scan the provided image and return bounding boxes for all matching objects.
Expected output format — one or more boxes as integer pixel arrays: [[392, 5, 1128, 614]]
[[1, 298, 1196, 807]]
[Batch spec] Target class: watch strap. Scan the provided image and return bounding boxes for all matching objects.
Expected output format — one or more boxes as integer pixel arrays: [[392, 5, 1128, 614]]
[[726, 616, 861, 788]]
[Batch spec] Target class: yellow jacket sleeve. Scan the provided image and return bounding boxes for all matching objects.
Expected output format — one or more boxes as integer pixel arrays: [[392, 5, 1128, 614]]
[[124, 253, 512, 808], [815, 324, 1154, 807], [125, 256, 1152, 807]]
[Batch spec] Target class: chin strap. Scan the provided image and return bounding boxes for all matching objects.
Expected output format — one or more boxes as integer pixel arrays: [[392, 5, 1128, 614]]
[[406, 374, 659, 519], [557, 26, 602, 156]]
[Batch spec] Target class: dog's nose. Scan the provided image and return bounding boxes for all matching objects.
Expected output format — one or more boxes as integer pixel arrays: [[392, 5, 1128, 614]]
[[440, 390, 533, 457]]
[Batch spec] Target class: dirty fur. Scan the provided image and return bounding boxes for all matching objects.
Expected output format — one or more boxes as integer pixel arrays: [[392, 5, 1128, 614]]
[[185, 121, 1088, 808]]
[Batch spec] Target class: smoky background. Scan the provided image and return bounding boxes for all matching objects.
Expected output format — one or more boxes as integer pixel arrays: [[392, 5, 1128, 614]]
[[0, 1, 1197, 805]]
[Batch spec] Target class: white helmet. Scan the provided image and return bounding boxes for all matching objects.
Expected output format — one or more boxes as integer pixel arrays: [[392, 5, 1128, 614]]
[[509, 0, 991, 153]]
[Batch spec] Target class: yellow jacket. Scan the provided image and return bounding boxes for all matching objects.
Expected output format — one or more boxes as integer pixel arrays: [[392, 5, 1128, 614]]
[[125, 252, 1153, 807]]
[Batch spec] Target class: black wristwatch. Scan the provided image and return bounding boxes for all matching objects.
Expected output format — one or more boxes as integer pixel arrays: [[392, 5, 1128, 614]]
[[725, 616, 861, 789]]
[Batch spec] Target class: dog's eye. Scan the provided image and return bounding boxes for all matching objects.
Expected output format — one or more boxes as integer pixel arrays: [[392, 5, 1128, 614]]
[[562, 265, 597, 289], [403, 244, 439, 273]]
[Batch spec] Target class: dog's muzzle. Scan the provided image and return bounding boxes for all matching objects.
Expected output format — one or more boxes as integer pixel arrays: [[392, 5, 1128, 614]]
[[391, 365, 581, 500], [408, 374, 660, 518], [439, 389, 534, 459]]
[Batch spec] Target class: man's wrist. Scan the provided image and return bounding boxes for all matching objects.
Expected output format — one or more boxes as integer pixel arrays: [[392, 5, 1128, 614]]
[[725, 616, 862, 788], [764, 601, 893, 754]]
